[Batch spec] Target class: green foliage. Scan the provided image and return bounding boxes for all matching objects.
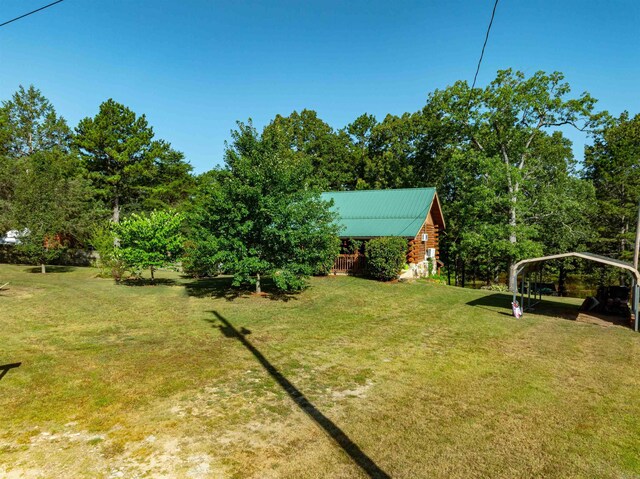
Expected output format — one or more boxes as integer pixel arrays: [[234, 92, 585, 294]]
[[365, 237, 408, 281], [584, 112, 640, 261], [181, 170, 226, 278], [424, 272, 447, 285], [114, 210, 184, 281], [421, 70, 600, 283], [344, 238, 363, 254], [261, 110, 355, 190], [89, 223, 126, 280], [1, 85, 71, 157], [11, 151, 100, 272], [0, 75, 616, 287], [185, 123, 340, 292], [481, 283, 510, 292], [75, 100, 193, 222], [0, 86, 74, 234]]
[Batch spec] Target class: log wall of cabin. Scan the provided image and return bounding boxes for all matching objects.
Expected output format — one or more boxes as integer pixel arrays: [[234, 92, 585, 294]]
[[407, 211, 439, 264]]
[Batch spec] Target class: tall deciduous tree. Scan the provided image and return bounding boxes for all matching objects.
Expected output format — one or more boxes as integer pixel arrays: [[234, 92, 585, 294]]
[[261, 110, 355, 190], [427, 69, 599, 274], [186, 122, 340, 292], [584, 112, 640, 261]]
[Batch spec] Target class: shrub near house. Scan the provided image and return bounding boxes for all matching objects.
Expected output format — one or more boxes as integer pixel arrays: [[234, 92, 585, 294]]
[[366, 237, 408, 281]]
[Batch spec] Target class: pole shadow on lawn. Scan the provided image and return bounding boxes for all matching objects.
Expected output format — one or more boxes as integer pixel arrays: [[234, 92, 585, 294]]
[[0, 362, 21, 382], [207, 311, 390, 479]]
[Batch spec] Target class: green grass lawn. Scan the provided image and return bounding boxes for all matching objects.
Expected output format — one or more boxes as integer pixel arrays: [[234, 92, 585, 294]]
[[1, 264, 639, 478]]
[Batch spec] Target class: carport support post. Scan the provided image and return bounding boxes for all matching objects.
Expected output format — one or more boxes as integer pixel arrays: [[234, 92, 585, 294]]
[[634, 282, 639, 332], [520, 272, 525, 313], [633, 198, 640, 332]]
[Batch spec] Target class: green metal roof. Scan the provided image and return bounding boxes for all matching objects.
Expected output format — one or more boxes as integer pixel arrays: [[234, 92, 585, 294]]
[[320, 187, 437, 238]]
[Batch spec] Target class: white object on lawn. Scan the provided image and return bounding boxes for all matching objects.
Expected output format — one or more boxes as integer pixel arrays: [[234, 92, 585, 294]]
[[512, 301, 522, 319]]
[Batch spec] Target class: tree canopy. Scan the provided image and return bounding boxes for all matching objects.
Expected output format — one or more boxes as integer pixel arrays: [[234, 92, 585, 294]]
[[0, 71, 634, 290], [114, 210, 185, 281], [584, 112, 640, 262], [75, 99, 193, 222], [185, 121, 340, 292]]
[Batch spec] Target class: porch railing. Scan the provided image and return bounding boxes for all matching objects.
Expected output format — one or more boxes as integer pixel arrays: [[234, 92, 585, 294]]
[[332, 253, 366, 274]]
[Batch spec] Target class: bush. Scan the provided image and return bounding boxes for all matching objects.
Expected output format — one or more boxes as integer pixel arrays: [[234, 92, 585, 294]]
[[181, 234, 222, 278], [114, 210, 184, 282], [365, 237, 408, 281], [89, 224, 126, 280], [480, 283, 510, 292], [425, 273, 447, 285]]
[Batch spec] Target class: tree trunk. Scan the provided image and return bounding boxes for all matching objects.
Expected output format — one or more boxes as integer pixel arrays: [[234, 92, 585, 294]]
[[620, 220, 628, 285], [558, 263, 566, 297], [112, 195, 120, 223], [150, 266, 155, 283], [507, 182, 519, 283], [41, 263, 46, 274], [454, 257, 459, 286], [112, 195, 121, 247], [256, 273, 261, 294]]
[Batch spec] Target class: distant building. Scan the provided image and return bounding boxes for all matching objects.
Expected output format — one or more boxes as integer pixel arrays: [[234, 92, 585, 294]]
[[0, 230, 24, 245]]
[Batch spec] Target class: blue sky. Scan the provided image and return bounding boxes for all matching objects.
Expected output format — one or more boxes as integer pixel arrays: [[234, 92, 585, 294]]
[[1, 0, 639, 173]]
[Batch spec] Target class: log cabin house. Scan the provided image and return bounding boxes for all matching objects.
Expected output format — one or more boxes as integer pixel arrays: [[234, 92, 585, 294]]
[[320, 187, 445, 276]]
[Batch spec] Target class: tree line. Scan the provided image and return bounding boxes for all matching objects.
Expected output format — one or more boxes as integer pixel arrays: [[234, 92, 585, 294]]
[[0, 69, 638, 290]]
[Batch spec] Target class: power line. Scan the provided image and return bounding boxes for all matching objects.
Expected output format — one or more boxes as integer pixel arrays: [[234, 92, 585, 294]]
[[0, 0, 65, 29], [470, 0, 500, 91]]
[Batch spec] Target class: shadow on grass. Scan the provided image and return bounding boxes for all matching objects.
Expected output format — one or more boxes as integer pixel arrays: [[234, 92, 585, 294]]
[[206, 311, 389, 479], [468, 293, 580, 319], [467, 293, 631, 328], [0, 362, 21, 382], [184, 276, 298, 302], [118, 278, 178, 287], [466, 293, 515, 317], [26, 266, 76, 273]]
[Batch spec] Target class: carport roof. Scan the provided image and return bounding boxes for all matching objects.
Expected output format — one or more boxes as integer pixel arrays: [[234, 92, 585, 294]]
[[513, 252, 640, 282]]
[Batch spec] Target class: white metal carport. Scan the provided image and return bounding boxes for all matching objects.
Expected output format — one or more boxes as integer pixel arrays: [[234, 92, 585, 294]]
[[510, 252, 640, 332]]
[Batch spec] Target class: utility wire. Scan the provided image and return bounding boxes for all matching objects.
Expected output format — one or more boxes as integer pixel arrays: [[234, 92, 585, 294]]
[[0, 0, 65, 29], [470, 0, 500, 91]]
